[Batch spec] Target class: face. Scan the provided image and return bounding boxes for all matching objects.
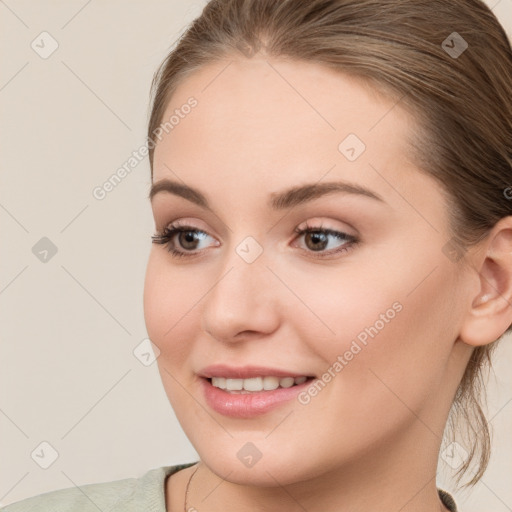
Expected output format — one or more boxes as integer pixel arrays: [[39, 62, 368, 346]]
[[144, 56, 472, 486]]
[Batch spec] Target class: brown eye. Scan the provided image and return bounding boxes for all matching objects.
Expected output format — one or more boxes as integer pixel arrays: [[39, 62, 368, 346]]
[[303, 231, 329, 251], [293, 226, 358, 258], [151, 224, 217, 258], [177, 230, 203, 250]]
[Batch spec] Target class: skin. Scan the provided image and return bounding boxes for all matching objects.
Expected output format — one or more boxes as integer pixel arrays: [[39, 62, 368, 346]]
[[143, 55, 512, 512]]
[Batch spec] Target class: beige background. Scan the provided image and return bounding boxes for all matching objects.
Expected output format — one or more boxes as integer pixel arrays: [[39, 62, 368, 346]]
[[1, 1, 511, 510]]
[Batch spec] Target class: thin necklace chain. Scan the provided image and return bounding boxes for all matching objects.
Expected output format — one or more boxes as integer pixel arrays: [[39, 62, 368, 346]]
[[184, 462, 201, 512]]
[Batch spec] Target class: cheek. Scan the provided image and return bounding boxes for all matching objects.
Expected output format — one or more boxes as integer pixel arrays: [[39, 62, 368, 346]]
[[325, 256, 458, 419], [143, 253, 203, 418], [303, 243, 459, 397], [143, 251, 200, 364], [285, 261, 407, 359]]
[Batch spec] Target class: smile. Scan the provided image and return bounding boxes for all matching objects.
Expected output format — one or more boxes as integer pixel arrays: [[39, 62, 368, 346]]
[[210, 375, 310, 392]]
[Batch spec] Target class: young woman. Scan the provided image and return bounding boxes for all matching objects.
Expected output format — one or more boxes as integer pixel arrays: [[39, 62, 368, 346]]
[[4, 0, 511, 511]]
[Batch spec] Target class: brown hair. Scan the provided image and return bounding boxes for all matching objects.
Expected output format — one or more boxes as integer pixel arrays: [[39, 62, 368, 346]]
[[147, 0, 512, 489]]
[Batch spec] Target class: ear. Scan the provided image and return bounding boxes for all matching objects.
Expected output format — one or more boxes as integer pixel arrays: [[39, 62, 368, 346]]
[[459, 216, 512, 347]]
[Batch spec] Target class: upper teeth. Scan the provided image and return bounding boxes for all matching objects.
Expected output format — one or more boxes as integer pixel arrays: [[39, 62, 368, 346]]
[[211, 376, 308, 391]]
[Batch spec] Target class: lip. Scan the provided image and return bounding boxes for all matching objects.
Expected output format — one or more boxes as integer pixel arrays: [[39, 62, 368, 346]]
[[198, 364, 312, 379], [199, 371, 315, 419]]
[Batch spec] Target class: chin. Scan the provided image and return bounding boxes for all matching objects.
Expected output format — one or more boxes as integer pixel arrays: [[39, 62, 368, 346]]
[[201, 455, 309, 487], [190, 434, 330, 488]]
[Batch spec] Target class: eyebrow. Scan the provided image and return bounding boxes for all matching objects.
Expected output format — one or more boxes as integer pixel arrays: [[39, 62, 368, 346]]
[[148, 178, 385, 210]]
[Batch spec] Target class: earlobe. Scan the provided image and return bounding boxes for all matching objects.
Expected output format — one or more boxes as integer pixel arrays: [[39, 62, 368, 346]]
[[459, 217, 512, 347]]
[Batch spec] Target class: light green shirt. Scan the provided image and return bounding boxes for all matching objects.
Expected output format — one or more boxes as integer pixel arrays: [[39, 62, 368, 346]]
[[1, 462, 458, 511]]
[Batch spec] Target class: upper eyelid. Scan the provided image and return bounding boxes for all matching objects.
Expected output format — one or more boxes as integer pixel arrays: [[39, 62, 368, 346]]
[[161, 217, 356, 236], [162, 215, 355, 232], [161, 223, 351, 238]]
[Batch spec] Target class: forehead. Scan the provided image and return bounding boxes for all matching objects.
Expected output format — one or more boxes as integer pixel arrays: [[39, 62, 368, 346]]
[[152, 56, 418, 198]]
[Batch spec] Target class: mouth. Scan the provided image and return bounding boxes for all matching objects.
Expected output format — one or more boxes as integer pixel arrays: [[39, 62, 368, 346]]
[[198, 367, 316, 418]]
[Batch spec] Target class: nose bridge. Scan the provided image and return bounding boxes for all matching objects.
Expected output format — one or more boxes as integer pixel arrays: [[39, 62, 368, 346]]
[[201, 236, 280, 341]]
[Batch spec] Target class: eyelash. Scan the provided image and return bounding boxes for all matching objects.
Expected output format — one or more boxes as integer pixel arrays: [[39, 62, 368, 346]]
[[151, 220, 358, 260]]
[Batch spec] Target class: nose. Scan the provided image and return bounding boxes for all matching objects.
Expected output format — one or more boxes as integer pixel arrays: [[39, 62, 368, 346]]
[[201, 248, 281, 344]]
